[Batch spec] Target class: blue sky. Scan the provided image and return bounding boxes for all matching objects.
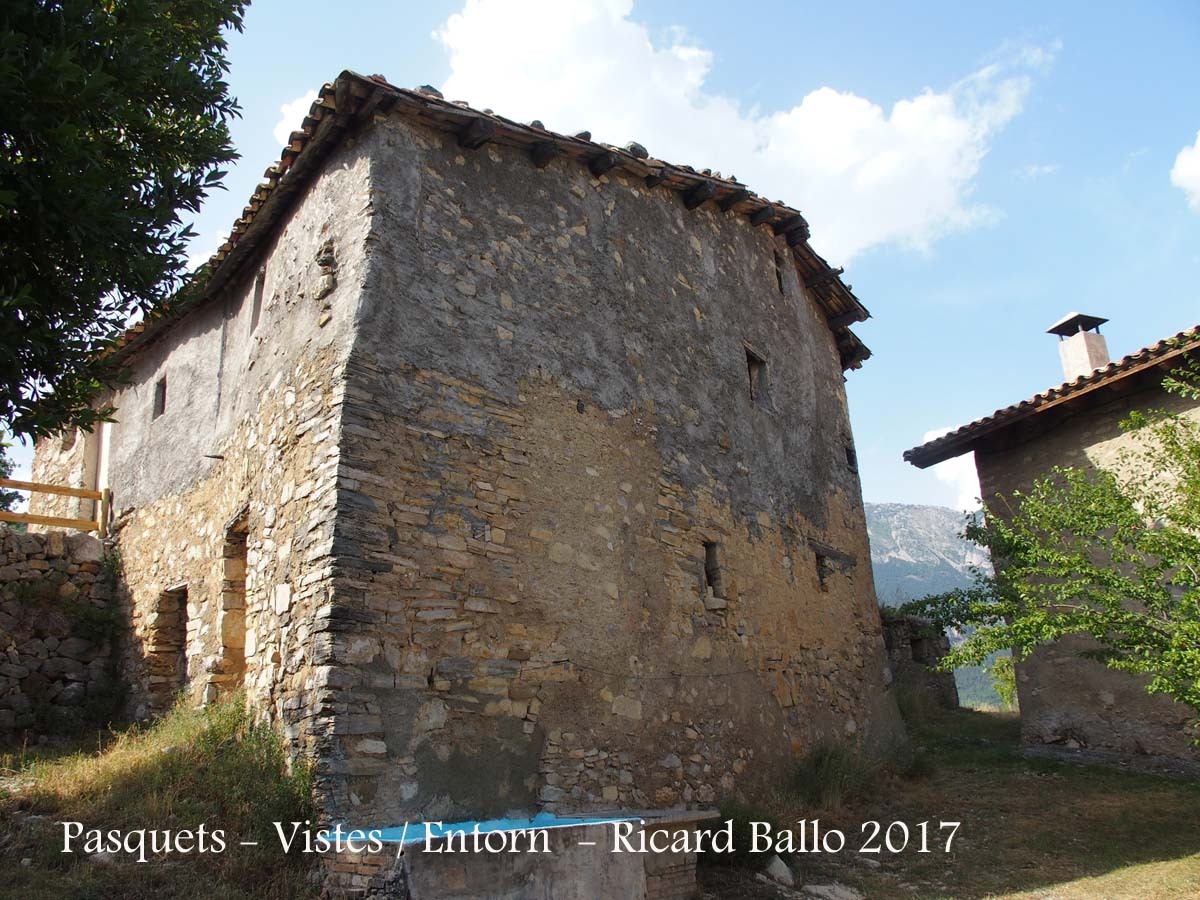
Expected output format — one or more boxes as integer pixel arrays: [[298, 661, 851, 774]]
[[10, 0, 1200, 510]]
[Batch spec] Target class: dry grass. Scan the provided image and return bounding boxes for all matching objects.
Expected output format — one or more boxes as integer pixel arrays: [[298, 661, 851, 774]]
[[702, 708, 1200, 899], [0, 695, 317, 900]]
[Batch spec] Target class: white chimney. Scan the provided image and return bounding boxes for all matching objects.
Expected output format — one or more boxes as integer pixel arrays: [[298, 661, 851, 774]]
[[1047, 312, 1110, 382]]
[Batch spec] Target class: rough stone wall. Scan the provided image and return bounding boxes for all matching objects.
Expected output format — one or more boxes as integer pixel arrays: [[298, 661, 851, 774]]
[[319, 113, 903, 827], [975, 384, 1200, 760], [0, 526, 120, 735], [29, 427, 100, 524], [27, 131, 375, 794], [880, 614, 959, 710]]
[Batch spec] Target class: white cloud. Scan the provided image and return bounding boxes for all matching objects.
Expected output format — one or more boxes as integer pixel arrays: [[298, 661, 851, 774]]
[[273, 91, 319, 148], [435, 0, 1051, 263], [1020, 163, 1059, 179], [922, 427, 982, 512], [1171, 130, 1200, 211], [186, 233, 222, 272]]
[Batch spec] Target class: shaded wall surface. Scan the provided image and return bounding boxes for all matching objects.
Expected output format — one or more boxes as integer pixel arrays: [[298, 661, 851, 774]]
[[976, 386, 1200, 760]]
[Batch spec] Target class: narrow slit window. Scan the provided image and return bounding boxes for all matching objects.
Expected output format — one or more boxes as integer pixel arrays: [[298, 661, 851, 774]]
[[250, 269, 265, 334], [816, 553, 832, 592], [845, 443, 859, 473], [745, 345, 770, 408], [773, 250, 786, 294], [152, 377, 167, 419], [703, 541, 724, 599]]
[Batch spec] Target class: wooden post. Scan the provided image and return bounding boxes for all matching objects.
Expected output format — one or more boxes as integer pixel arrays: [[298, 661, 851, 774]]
[[98, 488, 112, 539]]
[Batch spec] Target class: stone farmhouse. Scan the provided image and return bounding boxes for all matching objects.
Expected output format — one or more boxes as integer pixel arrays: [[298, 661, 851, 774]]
[[906, 314, 1200, 763], [31, 70, 904, 834]]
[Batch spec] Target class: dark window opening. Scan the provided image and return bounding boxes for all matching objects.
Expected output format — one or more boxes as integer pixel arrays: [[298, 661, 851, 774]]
[[703, 541, 724, 599], [845, 444, 859, 473], [745, 346, 770, 408], [816, 553, 832, 592], [250, 269, 265, 334], [773, 250, 786, 294], [152, 377, 167, 419]]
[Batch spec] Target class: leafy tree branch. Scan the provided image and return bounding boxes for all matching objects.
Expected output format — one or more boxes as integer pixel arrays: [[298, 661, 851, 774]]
[[0, 0, 246, 440], [905, 335, 1200, 715]]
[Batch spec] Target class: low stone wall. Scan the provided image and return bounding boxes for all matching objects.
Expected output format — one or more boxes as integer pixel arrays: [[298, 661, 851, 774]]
[[0, 525, 123, 736], [880, 614, 959, 710]]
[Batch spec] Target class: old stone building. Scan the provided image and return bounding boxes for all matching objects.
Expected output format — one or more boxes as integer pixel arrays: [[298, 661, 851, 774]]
[[880, 613, 959, 711], [31, 71, 903, 836], [906, 314, 1200, 762]]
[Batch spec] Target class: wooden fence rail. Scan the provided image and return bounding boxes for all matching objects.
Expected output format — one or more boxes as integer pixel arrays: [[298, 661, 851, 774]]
[[0, 478, 111, 537]]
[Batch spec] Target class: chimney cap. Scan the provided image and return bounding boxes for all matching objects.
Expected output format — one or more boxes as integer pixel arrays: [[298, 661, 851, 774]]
[[1047, 312, 1109, 337]]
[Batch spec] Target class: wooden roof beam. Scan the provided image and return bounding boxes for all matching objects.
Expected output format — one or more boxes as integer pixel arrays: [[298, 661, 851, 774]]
[[773, 214, 807, 237], [805, 266, 845, 289], [747, 206, 775, 227], [458, 117, 498, 149], [785, 221, 811, 246], [827, 310, 865, 329], [588, 151, 619, 177], [718, 188, 751, 212], [530, 141, 562, 169], [682, 181, 718, 210]]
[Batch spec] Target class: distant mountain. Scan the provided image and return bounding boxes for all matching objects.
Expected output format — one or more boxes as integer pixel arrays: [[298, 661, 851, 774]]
[[864, 502, 1005, 709], [864, 502, 989, 607]]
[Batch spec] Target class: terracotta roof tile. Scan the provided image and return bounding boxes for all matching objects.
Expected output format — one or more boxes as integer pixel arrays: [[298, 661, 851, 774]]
[[904, 325, 1200, 468]]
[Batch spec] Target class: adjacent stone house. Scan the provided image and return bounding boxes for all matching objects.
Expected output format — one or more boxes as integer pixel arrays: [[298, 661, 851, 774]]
[[32, 71, 903, 832], [905, 314, 1200, 761], [880, 613, 959, 711]]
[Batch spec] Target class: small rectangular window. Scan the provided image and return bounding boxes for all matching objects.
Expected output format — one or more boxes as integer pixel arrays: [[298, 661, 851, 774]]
[[152, 377, 167, 419], [250, 269, 265, 334], [745, 345, 770, 408], [773, 250, 786, 294], [845, 444, 859, 473], [703, 541, 724, 599]]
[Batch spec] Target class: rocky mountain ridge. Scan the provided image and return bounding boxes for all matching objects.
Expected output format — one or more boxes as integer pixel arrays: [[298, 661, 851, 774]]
[[865, 502, 989, 607]]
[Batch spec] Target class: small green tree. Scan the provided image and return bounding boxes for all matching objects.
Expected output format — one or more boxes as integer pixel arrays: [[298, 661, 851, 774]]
[[906, 339, 1200, 716], [0, 0, 246, 441]]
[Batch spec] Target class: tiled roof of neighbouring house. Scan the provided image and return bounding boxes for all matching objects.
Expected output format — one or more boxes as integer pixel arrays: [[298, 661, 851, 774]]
[[904, 325, 1200, 468], [113, 70, 872, 370]]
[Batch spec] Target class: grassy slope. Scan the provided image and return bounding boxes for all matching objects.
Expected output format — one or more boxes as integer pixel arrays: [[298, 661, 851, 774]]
[[0, 697, 317, 900], [702, 709, 1200, 900]]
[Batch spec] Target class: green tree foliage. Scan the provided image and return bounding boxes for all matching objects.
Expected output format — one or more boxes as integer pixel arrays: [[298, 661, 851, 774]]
[[987, 655, 1016, 710], [906, 341, 1200, 715], [0, 442, 20, 512], [0, 0, 246, 440]]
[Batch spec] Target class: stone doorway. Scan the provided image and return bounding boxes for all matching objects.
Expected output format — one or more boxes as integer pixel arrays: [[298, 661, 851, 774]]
[[148, 584, 189, 711], [207, 508, 248, 702]]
